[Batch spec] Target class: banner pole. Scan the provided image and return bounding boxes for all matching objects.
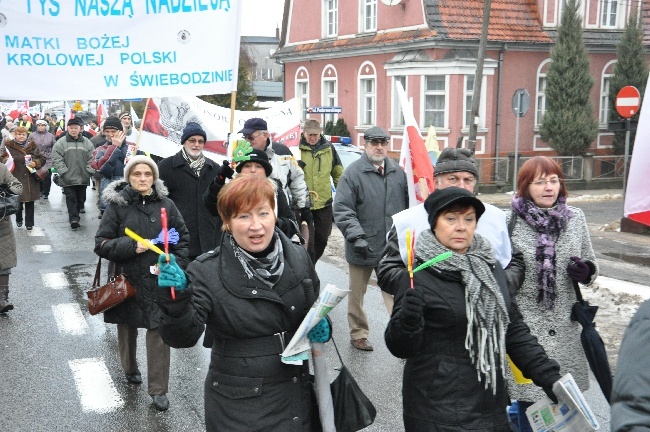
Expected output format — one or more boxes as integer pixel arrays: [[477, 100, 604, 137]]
[[132, 97, 150, 155], [229, 91, 237, 134]]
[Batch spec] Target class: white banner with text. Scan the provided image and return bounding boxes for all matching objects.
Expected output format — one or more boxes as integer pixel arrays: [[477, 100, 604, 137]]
[[0, 1, 243, 100]]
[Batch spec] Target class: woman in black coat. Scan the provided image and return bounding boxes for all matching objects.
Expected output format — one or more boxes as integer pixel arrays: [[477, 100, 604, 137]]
[[383, 187, 562, 431], [157, 175, 325, 431], [94, 155, 189, 412]]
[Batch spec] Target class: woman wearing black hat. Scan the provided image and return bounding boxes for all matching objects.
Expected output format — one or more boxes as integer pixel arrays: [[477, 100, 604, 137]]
[[384, 187, 563, 431]]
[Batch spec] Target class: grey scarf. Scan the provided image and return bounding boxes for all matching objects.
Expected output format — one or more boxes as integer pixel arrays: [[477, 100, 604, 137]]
[[181, 148, 206, 177], [229, 233, 284, 289], [416, 229, 510, 393]]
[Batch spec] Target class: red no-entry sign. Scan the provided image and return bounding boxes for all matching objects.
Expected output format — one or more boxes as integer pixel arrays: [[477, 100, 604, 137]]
[[616, 86, 641, 118]]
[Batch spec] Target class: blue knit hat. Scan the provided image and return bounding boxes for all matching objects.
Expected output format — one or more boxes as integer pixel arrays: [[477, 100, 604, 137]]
[[180, 122, 206, 144]]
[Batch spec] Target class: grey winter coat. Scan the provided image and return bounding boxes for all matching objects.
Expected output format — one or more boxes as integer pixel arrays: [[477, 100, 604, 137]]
[[506, 206, 597, 401], [0, 164, 22, 271], [333, 153, 408, 266], [158, 230, 319, 431], [28, 130, 55, 174], [158, 151, 221, 258], [51, 133, 95, 186], [611, 298, 650, 431], [95, 179, 189, 329]]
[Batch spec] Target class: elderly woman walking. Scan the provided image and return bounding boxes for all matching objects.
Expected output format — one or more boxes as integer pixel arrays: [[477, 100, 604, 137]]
[[0, 163, 23, 312], [382, 187, 562, 431], [506, 156, 598, 431], [0, 126, 46, 230]]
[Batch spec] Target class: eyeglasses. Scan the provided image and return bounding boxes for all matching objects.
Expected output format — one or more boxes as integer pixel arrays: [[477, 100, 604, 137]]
[[186, 138, 205, 145], [244, 132, 262, 141], [530, 178, 562, 187], [367, 139, 388, 147]]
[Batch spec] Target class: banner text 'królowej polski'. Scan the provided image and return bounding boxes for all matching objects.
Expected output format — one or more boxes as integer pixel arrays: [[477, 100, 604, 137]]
[[0, 1, 242, 100]]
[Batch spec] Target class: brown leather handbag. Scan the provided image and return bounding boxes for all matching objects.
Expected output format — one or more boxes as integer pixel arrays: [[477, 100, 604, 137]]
[[87, 258, 136, 315]]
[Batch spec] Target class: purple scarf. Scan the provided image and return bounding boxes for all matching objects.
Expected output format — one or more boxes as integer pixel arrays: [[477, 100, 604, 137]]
[[512, 195, 573, 309]]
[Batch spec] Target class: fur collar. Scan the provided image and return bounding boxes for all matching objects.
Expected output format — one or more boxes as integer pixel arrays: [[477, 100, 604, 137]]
[[102, 179, 169, 207]]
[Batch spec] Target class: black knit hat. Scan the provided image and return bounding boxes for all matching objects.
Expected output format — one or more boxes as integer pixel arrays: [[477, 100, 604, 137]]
[[234, 148, 273, 177], [180, 122, 206, 144], [103, 116, 123, 131], [435, 147, 479, 178], [67, 117, 84, 127], [424, 187, 485, 230]]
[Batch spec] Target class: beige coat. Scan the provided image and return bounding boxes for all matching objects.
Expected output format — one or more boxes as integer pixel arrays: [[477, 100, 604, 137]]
[[0, 163, 23, 271]]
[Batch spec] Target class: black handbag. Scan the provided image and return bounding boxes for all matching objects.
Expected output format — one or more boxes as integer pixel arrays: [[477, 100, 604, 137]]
[[330, 337, 377, 432], [0, 184, 20, 220]]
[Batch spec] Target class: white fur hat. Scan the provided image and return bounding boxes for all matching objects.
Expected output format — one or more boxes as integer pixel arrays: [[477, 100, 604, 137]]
[[123, 155, 159, 182]]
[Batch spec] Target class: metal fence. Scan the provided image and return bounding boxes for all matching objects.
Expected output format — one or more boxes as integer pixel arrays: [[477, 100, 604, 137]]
[[475, 155, 625, 184]]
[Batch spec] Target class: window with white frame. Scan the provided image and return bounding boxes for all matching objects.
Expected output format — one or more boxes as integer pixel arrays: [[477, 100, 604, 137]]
[[600, 75, 612, 125], [325, 0, 338, 37], [464, 76, 475, 128], [255, 68, 274, 81], [535, 75, 547, 127], [392, 76, 406, 127], [424, 75, 445, 128], [361, 0, 377, 33], [601, 0, 618, 27], [359, 78, 376, 126], [297, 81, 309, 122], [322, 78, 337, 125]]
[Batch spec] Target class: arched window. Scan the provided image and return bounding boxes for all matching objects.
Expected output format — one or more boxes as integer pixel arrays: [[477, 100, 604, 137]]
[[322, 65, 338, 125], [295, 67, 309, 122], [535, 59, 552, 128], [358, 62, 377, 126]]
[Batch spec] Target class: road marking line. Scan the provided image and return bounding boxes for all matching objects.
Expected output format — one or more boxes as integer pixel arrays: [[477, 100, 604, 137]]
[[32, 245, 52, 253], [42, 272, 67, 289], [52, 303, 89, 335], [69, 358, 124, 413]]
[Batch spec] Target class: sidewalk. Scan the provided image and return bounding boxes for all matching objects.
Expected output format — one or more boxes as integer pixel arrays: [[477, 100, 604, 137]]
[[478, 188, 624, 206]]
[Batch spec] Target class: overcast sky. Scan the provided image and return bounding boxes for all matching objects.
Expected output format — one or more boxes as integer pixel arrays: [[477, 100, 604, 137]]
[[241, 0, 285, 37]]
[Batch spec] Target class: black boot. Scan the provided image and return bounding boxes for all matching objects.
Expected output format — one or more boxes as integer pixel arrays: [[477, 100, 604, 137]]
[[0, 275, 13, 313]]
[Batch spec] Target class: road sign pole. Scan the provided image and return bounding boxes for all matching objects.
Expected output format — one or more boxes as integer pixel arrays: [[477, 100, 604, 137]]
[[623, 118, 631, 197], [513, 93, 522, 193]]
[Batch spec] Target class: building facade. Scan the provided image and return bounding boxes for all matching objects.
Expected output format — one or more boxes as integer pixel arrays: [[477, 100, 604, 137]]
[[273, 0, 649, 159]]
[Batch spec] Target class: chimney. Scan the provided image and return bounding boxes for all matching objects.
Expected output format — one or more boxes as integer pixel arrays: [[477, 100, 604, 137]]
[[276, 25, 280, 39]]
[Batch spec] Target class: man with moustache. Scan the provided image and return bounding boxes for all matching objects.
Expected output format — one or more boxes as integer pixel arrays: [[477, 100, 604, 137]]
[[333, 126, 408, 351], [158, 122, 221, 260]]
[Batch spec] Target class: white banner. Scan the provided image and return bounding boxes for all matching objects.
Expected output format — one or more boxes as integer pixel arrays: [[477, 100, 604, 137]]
[[138, 97, 301, 161], [0, 1, 243, 100]]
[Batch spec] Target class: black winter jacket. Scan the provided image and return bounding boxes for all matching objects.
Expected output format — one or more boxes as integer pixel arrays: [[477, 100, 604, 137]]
[[158, 151, 220, 257], [95, 179, 189, 329], [158, 231, 319, 431], [385, 264, 561, 431]]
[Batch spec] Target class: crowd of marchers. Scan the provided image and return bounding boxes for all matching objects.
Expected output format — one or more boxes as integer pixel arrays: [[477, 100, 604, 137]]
[[0, 109, 645, 431]]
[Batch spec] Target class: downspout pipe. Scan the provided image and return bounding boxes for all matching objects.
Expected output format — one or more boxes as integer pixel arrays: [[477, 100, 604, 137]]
[[494, 46, 505, 160]]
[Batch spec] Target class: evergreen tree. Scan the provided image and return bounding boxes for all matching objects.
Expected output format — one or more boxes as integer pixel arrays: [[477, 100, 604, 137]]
[[539, 0, 598, 156], [608, 11, 649, 154], [199, 46, 258, 111], [324, 118, 351, 136]]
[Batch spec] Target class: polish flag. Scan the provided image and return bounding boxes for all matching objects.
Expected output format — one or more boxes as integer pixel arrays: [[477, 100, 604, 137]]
[[4, 150, 15, 173], [395, 81, 435, 207], [7, 101, 19, 121], [624, 76, 650, 226], [8, 101, 28, 121], [96, 101, 106, 126]]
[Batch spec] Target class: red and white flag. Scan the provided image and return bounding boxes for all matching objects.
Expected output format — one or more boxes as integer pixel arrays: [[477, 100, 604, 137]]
[[8, 101, 28, 122], [96, 101, 106, 126], [395, 81, 435, 207], [624, 76, 650, 226], [4, 150, 15, 173]]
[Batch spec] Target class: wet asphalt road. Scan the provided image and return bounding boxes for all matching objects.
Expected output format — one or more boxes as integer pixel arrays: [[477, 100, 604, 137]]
[[0, 185, 631, 431]]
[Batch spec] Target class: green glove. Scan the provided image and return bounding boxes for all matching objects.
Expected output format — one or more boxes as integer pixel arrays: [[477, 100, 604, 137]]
[[157, 254, 187, 290], [307, 317, 332, 343]]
